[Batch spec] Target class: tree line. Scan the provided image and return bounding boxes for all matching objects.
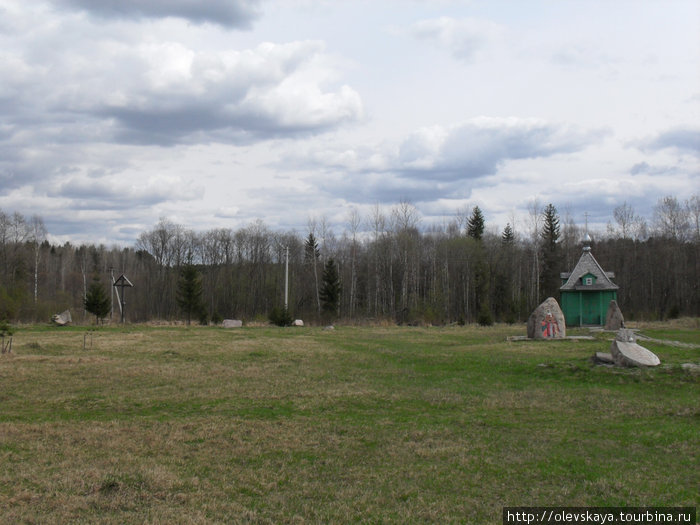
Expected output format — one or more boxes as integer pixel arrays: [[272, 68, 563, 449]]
[[1, 195, 698, 325]]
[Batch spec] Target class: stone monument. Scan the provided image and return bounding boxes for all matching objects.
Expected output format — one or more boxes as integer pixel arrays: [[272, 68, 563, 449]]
[[610, 329, 660, 367], [604, 300, 625, 330], [527, 297, 566, 339]]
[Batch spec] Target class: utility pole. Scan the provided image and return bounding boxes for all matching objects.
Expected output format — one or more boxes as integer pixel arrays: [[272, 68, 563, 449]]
[[284, 245, 289, 312], [109, 267, 114, 321]]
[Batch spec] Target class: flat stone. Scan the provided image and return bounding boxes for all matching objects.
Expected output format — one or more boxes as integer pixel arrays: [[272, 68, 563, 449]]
[[527, 297, 566, 339], [593, 352, 615, 364], [610, 339, 660, 367], [681, 363, 700, 373], [604, 300, 625, 330], [222, 319, 242, 328]]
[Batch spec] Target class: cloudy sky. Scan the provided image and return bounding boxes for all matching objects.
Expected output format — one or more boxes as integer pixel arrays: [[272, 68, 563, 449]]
[[1, 0, 698, 244]]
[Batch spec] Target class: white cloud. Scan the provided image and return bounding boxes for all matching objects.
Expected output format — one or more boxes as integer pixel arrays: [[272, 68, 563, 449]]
[[0, 0, 698, 243], [408, 16, 503, 62]]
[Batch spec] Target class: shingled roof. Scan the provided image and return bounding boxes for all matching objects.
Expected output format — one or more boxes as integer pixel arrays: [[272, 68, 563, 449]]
[[560, 243, 618, 291]]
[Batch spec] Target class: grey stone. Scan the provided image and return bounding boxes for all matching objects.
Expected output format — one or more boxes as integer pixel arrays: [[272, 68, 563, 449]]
[[51, 310, 72, 326], [323, 325, 335, 331], [681, 363, 700, 373], [527, 297, 566, 339], [610, 339, 660, 367], [222, 319, 243, 328], [616, 328, 636, 343], [293, 319, 304, 327], [604, 300, 625, 330], [593, 352, 615, 364]]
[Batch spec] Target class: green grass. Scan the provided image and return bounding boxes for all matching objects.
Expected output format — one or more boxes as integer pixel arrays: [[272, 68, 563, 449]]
[[0, 323, 698, 523]]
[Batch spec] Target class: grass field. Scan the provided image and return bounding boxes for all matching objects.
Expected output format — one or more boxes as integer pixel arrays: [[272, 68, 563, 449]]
[[1, 321, 698, 524]]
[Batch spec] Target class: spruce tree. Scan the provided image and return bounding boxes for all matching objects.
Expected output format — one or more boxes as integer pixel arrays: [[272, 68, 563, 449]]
[[84, 275, 111, 324], [467, 206, 485, 240], [304, 232, 321, 315], [502, 223, 515, 244], [176, 264, 204, 325], [319, 258, 341, 320], [540, 203, 563, 300]]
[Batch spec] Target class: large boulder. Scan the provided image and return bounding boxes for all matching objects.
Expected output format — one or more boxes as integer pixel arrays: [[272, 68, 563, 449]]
[[51, 310, 72, 326], [610, 329, 660, 367], [527, 297, 566, 339], [293, 319, 304, 327], [222, 319, 243, 328], [604, 300, 625, 330]]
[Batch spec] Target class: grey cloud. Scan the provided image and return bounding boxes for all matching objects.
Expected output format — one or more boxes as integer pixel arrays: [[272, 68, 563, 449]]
[[639, 127, 700, 157], [313, 172, 466, 207], [1, 35, 363, 188], [282, 118, 600, 183], [45, 175, 204, 211], [88, 40, 360, 145], [396, 119, 602, 180], [629, 162, 681, 176], [51, 0, 262, 28], [277, 118, 602, 210]]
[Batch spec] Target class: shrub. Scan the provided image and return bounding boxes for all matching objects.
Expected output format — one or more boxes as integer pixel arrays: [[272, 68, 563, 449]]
[[477, 304, 494, 326], [211, 311, 224, 325], [269, 306, 293, 327]]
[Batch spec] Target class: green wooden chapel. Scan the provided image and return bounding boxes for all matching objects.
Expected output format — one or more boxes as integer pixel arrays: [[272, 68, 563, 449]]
[[559, 235, 618, 326]]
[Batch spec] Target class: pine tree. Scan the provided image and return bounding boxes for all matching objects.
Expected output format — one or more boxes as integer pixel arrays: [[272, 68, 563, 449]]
[[84, 275, 111, 324], [540, 203, 562, 300], [319, 258, 341, 320], [467, 206, 485, 240], [176, 264, 204, 325]]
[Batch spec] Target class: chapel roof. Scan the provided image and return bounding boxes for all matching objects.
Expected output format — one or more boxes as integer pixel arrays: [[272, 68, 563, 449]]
[[560, 245, 618, 291]]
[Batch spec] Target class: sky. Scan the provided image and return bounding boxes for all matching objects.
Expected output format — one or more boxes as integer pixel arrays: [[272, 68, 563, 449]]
[[1, 0, 698, 245]]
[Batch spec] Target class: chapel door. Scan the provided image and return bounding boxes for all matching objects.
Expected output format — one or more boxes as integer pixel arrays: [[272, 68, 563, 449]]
[[581, 293, 598, 325]]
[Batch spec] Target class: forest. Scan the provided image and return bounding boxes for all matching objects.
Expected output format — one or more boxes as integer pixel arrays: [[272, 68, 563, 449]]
[[1, 195, 698, 325]]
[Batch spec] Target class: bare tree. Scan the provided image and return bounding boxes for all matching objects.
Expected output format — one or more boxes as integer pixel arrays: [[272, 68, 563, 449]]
[[29, 215, 47, 305], [613, 202, 636, 240], [368, 203, 387, 316], [687, 194, 700, 241], [527, 199, 542, 307], [346, 207, 361, 316], [654, 195, 690, 241]]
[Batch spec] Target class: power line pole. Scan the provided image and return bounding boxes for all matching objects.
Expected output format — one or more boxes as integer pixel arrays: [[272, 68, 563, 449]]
[[109, 267, 114, 321], [284, 245, 289, 312]]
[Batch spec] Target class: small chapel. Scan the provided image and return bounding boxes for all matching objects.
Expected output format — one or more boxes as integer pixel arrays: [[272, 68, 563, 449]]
[[559, 234, 618, 327]]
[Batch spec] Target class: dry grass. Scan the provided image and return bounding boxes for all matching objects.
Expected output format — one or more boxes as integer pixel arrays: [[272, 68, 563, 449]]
[[0, 323, 698, 523]]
